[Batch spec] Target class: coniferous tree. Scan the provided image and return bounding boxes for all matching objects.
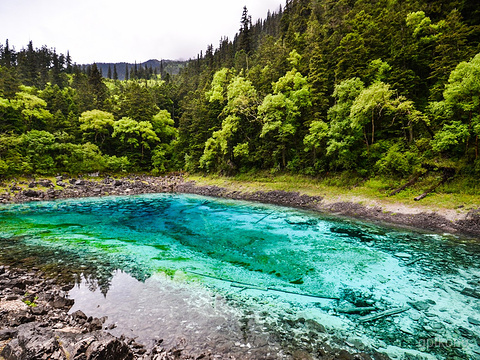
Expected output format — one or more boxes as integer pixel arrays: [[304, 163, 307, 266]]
[[88, 63, 108, 110], [238, 6, 252, 54], [113, 64, 118, 80]]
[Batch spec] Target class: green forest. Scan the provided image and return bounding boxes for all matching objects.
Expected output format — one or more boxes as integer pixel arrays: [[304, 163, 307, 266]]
[[1, 0, 480, 186]]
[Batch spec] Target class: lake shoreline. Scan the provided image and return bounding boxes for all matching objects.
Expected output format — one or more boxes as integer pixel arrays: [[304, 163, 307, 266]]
[[1, 173, 479, 238], [2, 175, 479, 359], [175, 178, 480, 239]]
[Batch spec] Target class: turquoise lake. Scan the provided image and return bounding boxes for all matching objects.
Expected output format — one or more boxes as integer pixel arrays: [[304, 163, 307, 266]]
[[0, 193, 479, 359]]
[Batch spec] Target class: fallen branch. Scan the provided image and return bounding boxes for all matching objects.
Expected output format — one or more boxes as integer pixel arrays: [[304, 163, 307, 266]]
[[268, 287, 340, 301], [186, 270, 340, 300], [231, 283, 268, 291], [336, 306, 377, 314], [358, 306, 410, 323], [388, 173, 422, 197], [414, 168, 455, 201]]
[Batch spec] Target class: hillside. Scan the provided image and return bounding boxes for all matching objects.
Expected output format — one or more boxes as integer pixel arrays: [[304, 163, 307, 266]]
[[1, 0, 480, 200], [94, 59, 186, 80]]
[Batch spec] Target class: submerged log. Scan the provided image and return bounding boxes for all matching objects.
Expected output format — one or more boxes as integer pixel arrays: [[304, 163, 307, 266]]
[[358, 306, 410, 323], [336, 306, 377, 314], [231, 283, 268, 291], [186, 270, 340, 300]]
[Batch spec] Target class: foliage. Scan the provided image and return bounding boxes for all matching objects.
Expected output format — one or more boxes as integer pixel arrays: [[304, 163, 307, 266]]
[[1, 0, 480, 182]]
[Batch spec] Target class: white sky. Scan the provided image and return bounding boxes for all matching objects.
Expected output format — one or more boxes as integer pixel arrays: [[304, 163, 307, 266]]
[[0, 0, 284, 64]]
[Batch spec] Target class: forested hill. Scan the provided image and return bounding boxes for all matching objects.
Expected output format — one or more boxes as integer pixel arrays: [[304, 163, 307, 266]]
[[94, 60, 186, 81], [1, 0, 480, 189], [175, 0, 480, 182]]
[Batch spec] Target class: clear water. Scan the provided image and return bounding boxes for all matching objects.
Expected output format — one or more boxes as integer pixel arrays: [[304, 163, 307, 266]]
[[1, 193, 479, 359]]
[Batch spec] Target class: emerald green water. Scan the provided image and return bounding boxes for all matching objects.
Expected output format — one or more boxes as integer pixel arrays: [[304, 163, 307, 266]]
[[1, 194, 479, 359]]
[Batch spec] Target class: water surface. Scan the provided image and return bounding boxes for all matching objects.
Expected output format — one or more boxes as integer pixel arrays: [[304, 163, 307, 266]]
[[1, 193, 479, 359]]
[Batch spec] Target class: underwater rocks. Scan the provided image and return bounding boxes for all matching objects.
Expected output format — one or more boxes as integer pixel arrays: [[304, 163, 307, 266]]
[[1, 265, 372, 360]]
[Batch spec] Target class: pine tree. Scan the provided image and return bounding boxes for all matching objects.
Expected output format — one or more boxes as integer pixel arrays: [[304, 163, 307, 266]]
[[113, 64, 118, 80], [238, 6, 252, 54], [107, 65, 112, 79], [125, 64, 129, 80], [89, 63, 108, 109], [65, 51, 72, 73]]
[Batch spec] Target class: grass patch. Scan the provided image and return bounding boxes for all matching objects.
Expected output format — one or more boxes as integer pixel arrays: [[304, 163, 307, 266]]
[[186, 172, 480, 212]]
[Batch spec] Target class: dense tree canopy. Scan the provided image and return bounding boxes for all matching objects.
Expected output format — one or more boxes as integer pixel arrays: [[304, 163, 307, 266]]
[[1, 0, 480, 181]]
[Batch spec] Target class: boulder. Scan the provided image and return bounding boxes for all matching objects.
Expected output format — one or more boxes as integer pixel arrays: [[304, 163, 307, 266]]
[[22, 189, 41, 198]]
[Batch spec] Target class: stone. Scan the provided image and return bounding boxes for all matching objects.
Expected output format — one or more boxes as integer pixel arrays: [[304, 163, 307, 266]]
[[22, 189, 41, 198], [394, 252, 412, 259], [461, 287, 480, 299], [37, 179, 53, 187], [72, 309, 88, 321], [468, 317, 480, 326], [0, 328, 17, 340], [84, 333, 134, 360], [457, 326, 474, 339], [407, 300, 431, 311], [51, 295, 74, 309], [410, 312, 421, 321]]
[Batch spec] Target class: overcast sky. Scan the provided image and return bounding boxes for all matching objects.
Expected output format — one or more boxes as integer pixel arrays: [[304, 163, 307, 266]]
[[0, 0, 284, 64]]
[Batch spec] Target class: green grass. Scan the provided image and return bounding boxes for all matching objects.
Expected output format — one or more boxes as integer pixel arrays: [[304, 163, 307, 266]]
[[187, 172, 480, 213]]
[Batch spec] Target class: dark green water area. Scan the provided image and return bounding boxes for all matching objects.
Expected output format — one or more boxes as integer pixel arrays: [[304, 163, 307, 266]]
[[1, 194, 480, 359]]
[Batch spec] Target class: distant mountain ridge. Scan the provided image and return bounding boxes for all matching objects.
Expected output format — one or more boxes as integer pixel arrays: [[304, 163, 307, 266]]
[[94, 59, 186, 80]]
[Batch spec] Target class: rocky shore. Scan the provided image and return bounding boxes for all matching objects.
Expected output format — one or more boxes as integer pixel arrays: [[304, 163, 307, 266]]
[[0, 265, 188, 360], [175, 180, 480, 238], [0, 174, 180, 204]]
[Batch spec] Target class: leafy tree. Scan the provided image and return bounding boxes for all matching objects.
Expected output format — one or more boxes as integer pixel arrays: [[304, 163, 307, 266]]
[[200, 73, 258, 172], [78, 110, 115, 144], [15, 89, 53, 131], [325, 77, 365, 170], [430, 53, 480, 158], [151, 109, 177, 141], [112, 117, 160, 165], [259, 50, 311, 169], [19, 130, 56, 174], [0, 96, 22, 132]]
